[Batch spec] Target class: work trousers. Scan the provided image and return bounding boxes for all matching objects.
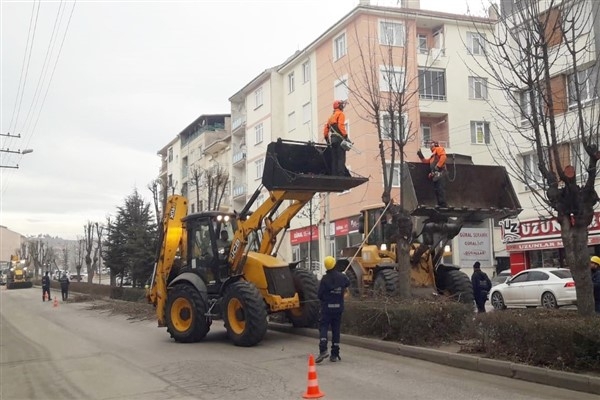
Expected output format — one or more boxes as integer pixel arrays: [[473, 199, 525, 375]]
[[319, 311, 342, 357], [433, 172, 447, 207], [330, 142, 348, 177], [61, 288, 69, 301]]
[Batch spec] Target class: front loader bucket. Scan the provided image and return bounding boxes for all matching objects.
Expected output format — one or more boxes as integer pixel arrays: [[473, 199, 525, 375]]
[[262, 139, 368, 192], [402, 161, 522, 221]]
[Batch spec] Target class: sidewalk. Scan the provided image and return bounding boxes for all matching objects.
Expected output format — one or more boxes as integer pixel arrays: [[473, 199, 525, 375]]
[[268, 322, 600, 396]]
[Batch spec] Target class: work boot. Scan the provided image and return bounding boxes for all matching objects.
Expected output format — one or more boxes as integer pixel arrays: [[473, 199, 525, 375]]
[[315, 351, 329, 364], [330, 355, 341, 362]]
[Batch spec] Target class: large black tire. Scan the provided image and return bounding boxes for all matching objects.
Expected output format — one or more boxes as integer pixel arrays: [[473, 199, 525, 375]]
[[345, 268, 360, 298], [166, 284, 211, 343], [223, 281, 268, 347], [285, 269, 320, 328], [437, 269, 474, 304], [373, 268, 400, 296]]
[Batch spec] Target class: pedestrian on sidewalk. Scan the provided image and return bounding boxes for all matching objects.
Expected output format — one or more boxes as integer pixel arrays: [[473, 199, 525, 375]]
[[59, 272, 70, 301], [471, 262, 491, 313], [316, 256, 350, 363], [590, 256, 600, 314], [42, 271, 52, 301]]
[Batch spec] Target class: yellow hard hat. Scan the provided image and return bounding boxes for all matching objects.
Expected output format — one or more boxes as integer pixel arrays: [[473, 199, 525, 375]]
[[591, 256, 600, 265], [324, 256, 336, 270]]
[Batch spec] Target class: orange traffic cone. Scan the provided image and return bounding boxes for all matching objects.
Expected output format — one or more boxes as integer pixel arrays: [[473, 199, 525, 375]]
[[53, 297, 58, 308], [302, 354, 324, 399]]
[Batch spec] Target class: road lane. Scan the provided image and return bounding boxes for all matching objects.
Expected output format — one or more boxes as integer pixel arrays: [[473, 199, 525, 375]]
[[1, 286, 596, 400]]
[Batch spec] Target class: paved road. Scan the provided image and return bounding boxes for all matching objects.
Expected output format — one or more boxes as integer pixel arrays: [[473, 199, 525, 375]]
[[1, 286, 596, 400]]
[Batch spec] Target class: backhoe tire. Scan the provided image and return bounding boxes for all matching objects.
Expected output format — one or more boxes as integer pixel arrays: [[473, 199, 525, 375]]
[[223, 281, 268, 347], [345, 268, 360, 298], [437, 269, 474, 304], [166, 283, 210, 343], [286, 269, 319, 328], [373, 268, 400, 297]]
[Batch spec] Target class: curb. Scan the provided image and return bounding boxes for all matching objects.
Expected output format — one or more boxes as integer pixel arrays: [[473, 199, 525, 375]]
[[268, 322, 600, 396]]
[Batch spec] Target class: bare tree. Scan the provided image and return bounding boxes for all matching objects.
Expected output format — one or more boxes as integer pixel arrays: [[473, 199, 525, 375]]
[[75, 236, 85, 279], [335, 19, 424, 298], [147, 178, 164, 225], [471, 0, 599, 315], [189, 163, 229, 211], [28, 239, 53, 278], [83, 222, 99, 283]]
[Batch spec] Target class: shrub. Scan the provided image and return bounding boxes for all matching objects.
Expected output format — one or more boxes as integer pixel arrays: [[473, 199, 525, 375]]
[[342, 298, 474, 346], [475, 309, 600, 372]]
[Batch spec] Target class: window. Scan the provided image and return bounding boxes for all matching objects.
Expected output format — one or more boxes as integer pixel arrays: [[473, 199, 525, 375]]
[[255, 159, 264, 179], [511, 272, 530, 283], [567, 66, 597, 107], [168, 147, 173, 162], [570, 140, 589, 182], [334, 33, 346, 60], [470, 121, 490, 144], [380, 66, 405, 92], [168, 174, 173, 188], [334, 76, 348, 100], [381, 113, 407, 140], [469, 76, 488, 100], [255, 86, 263, 108], [523, 152, 543, 188], [302, 61, 310, 83], [302, 102, 311, 124], [417, 34, 428, 54], [288, 72, 295, 93], [421, 124, 431, 145], [528, 271, 549, 282], [519, 89, 543, 123], [418, 69, 446, 100], [255, 123, 263, 144], [467, 32, 485, 55], [385, 163, 401, 187], [182, 156, 188, 178], [288, 112, 296, 132], [379, 21, 405, 47]]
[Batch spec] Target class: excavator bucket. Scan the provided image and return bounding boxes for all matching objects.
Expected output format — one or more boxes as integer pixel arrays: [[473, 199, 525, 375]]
[[262, 139, 368, 192], [402, 160, 522, 221]]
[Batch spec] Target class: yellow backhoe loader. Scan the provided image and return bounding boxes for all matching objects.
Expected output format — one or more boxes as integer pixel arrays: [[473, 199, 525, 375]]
[[147, 139, 368, 346], [338, 155, 522, 303], [6, 255, 33, 289]]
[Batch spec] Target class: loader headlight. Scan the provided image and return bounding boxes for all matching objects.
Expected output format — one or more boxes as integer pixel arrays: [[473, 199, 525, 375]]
[[380, 244, 387, 251]]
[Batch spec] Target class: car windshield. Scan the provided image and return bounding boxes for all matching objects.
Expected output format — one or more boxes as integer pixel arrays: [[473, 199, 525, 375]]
[[550, 269, 572, 279]]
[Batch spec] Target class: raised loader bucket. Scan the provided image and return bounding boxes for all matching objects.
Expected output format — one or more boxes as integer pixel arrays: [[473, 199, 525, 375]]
[[262, 139, 368, 192], [402, 161, 522, 221]]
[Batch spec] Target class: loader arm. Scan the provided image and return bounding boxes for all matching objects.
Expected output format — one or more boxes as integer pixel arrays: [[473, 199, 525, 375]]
[[147, 195, 188, 327]]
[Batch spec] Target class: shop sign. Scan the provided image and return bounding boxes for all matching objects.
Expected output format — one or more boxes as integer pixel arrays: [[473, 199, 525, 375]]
[[500, 211, 600, 243], [349, 215, 360, 233], [290, 225, 319, 245], [335, 218, 349, 236], [457, 227, 492, 265], [506, 235, 600, 251]]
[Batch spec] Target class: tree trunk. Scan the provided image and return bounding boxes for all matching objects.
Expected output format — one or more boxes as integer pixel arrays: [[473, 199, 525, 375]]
[[561, 216, 594, 316]]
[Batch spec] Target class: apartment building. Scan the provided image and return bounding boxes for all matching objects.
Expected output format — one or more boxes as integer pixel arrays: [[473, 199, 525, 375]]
[[225, 1, 503, 276], [494, 0, 600, 273], [157, 114, 231, 214]]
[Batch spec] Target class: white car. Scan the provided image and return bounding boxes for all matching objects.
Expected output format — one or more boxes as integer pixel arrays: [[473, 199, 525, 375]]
[[490, 268, 576, 310], [491, 270, 511, 287]]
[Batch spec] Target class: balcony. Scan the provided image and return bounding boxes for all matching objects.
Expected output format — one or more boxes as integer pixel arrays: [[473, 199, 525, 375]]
[[233, 184, 247, 199], [204, 131, 230, 155], [233, 151, 246, 167], [232, 117, 246, 136]]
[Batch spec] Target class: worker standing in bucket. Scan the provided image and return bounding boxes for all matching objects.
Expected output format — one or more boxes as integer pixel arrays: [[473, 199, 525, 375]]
[[316, 256, 350, 363], [323, 100, 350, 177], [417, 140, 448, 207]]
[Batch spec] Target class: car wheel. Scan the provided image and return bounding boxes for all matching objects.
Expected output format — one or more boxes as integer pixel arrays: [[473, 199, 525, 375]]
[[491, 291, 506, 310], [541, 291, 558, 309]]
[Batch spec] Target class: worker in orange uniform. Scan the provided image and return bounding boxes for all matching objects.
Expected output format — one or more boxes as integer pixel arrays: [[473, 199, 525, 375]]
[[323, 100, 350, 176], [417, 141, 448, 207]]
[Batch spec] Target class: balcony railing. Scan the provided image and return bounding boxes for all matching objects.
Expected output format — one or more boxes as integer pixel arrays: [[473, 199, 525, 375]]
[[233, 151, 246, 165], [233, 184, 247, 198], [232, 117, 246, 132]]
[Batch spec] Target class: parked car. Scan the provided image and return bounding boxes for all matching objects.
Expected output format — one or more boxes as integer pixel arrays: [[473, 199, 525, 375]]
[[491, 270, 511, 287], [490, 268, 576, 310]]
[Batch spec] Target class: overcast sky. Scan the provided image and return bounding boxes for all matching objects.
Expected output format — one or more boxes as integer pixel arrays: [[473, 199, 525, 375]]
[[1, 0, 491, 240]]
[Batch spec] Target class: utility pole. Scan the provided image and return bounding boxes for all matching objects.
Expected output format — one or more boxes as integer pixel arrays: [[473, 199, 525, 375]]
[[1, 132, 33, 168]]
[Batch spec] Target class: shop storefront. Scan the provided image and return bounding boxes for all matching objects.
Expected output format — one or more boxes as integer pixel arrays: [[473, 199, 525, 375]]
[[500, 212, 600, 274], [330, 215, 362, 255], [289, 225, 320, 273]]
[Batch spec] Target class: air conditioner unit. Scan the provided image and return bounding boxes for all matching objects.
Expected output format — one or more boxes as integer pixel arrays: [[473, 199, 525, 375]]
[[429, 48, 443, 60]]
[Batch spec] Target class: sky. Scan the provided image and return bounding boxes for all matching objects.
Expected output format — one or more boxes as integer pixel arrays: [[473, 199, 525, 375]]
[[1, 0, 492, 240]]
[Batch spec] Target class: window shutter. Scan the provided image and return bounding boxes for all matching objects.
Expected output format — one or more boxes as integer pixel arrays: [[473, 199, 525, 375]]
[[468, 77, 474, 98], [484, 123, 490, 144], [470, 121, 476, 143]]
